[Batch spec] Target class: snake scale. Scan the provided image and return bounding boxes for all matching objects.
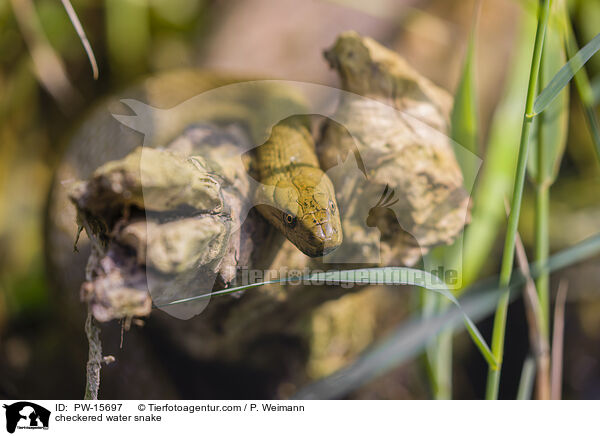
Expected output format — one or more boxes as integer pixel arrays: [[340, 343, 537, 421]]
[[253, 116, 342, 257]]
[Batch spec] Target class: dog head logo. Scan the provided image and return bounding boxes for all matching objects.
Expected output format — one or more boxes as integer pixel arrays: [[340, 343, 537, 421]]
[[3, 402, 50, 434]]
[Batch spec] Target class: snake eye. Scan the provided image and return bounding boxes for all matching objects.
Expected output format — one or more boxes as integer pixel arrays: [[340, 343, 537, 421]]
[[329, 199, 336, 214], [283, 212, 297, 228]]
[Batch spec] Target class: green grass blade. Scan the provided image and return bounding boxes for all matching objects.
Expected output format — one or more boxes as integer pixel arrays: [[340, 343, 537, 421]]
[[158, 267, 496, 366], [533, 32, 600, 115], [464, 316, 496, 368], [424, 325, 453, 399], [159, 267, 467, 306], [457, 12, 537, 289], [531, 233, 600, 276], [451, 18, 479, 185], [527, 9, 569, 184], [451, 37, 477, 154]]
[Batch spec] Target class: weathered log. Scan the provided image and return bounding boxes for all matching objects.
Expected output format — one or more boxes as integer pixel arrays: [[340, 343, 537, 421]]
[[46, 33, 467, 398]]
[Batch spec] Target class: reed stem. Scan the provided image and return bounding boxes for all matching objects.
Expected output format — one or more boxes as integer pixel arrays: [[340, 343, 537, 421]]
[[485, 0, 553, 400]]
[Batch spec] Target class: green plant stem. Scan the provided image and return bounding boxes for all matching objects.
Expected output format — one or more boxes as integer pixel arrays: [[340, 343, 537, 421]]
[[433, 327, 453, 399], [485, 0, 552, 400], [424, 293, 453, 399], [534, 179, 551, 400], [535, 183, 550, 337]]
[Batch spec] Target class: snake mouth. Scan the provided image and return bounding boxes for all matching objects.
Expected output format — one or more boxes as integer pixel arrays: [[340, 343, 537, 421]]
[[318, 243, 340, 257], [300, 241, 340, 257], [300, 221, 343, 257]]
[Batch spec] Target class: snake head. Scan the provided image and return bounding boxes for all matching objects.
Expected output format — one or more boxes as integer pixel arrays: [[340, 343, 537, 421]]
[[256, 167, 342, 257]]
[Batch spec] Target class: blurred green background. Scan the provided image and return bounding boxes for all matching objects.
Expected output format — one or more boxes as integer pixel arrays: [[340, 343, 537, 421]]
[[1, 0, 599, 399]]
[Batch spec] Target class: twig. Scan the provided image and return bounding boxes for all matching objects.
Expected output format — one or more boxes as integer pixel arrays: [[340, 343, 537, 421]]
[[60, 0, 99, 80], [551, 279, 568, 400], [84, 308, 102, 400]]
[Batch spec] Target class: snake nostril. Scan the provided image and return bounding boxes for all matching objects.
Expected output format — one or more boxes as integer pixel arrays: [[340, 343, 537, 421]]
[[319, 221, 334, 239]]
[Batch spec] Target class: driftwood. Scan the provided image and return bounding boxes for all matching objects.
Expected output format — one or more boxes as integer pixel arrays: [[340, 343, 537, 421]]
[[46, 32, 468, 399]]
